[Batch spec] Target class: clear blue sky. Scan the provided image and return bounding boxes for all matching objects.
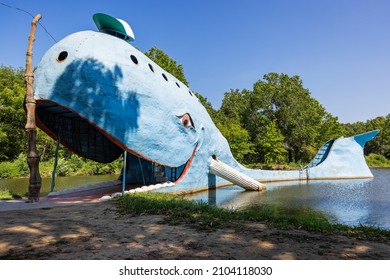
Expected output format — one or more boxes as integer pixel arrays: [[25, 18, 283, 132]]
[[1, 0, 389, 123]]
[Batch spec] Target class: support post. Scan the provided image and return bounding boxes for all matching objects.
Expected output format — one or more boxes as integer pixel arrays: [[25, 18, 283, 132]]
[[50, 138, 60, 192], [25, 14, 42, 202], [122, 150, 127, 195], [138, 157, 146, 185]]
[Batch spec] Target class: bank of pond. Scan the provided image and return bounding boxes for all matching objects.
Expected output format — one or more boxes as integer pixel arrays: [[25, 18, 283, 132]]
[[1, 168, 389, 232]]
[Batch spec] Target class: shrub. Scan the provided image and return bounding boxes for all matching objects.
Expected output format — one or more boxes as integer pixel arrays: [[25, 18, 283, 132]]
[[56, 158, 72, 176], [0, 188, 13, 200], [365, 153, 390, 167], [14, 153, 29, 176], [0, 161, 14, 178], [0, 153, 29, 178]]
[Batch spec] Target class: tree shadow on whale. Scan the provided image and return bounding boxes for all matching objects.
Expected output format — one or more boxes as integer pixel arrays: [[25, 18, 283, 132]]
[[37, 58, 140, 163]]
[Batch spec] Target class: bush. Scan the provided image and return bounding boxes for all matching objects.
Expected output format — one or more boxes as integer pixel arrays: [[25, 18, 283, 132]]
[[83, 159, 122, 175], [0, 161, 15, 178], [365, 153, 390, 167], [14, 153, 29, 176], [0, 188, 13, 200], [0, 154, 122, 178], [0, 153, 29, 178], [56, 158, 72, 176]]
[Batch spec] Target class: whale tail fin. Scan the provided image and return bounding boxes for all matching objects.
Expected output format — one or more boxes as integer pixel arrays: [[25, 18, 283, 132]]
[[353, 129, 380, 148], [307, 130, 380, 169], [305, 130, 380, 179]]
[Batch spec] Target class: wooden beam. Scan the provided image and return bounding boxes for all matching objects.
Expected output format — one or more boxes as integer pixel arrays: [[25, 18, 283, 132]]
[[25, 14, 42, 202]]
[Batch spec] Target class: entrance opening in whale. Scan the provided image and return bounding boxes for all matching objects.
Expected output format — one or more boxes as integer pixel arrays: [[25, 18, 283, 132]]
[[120, 154, 186, 185], [36, 100, 188, 186]]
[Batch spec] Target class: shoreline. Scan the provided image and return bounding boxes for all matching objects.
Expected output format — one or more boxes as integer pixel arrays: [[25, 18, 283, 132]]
[[1, 201, 389, 260]]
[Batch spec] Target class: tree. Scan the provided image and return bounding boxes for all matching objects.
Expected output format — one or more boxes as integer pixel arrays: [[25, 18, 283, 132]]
[[363, 116, 390, 157], [317, 113, 344, 145], [195, 92, 217, 120], [249, 73, 341, 163], [216, 114, 254, 163], [144, 46, 189, 86], [343, 121, 367, 137], [218, 89, 267, 163], [382, 115, 390, 158], [219, 89, 248, 120], [343, 116, 390, 158], [0, 66, 62, 163], [256, 120, 287, 164], [0, 66, 27, 161]]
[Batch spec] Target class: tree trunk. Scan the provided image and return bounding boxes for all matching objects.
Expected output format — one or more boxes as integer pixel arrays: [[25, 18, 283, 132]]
[[25, 14, 42, 202]]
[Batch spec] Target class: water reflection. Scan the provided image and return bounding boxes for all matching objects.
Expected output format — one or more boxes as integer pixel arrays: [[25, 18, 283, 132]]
[[0, 174, 118, 196], [186, 169, 390, 230]]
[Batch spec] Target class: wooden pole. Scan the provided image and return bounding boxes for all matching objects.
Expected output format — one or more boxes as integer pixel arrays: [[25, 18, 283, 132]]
[[122, 150, 127, 195], [25, 14, 42, 202], [50, 139, 60, 192]]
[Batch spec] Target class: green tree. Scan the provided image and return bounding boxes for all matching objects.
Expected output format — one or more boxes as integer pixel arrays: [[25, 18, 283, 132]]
[[382, 115, 390, 158], [195, 92, 217, 120], [218, 88, 269, 163], [0, 66, 27, 161], [363, 116, 390, 157], [0, 66, 61, 163], [249, 73, 341, 163], [364, 116, 386, 155], [144, 46, 189, 86], [343, 121, 367, 146], [256, 120, 287, 164], [343, 116, 390, 158], [216, 114, 254, 163], [219, 89, 249, 120], [316, 113, 344, 145]]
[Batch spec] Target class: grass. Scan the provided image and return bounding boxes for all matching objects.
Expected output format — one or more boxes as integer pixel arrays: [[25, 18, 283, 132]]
[[0, 188, 15, 200], [0, 188, 23, 200], [116, 192, 390, 241]]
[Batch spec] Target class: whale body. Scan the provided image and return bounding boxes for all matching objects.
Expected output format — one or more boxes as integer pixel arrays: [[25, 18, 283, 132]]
[[34, 28, 379, 194]]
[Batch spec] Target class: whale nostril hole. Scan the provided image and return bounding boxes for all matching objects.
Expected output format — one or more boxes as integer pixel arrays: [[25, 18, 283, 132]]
[[57, 51, 68, 62], [130, 54, 138, 64]]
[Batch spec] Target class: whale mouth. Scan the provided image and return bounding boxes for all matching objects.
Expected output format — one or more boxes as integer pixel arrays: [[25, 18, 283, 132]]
[[36, 100, 194, 185]]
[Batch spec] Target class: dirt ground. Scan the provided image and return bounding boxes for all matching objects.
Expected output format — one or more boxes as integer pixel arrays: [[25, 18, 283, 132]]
[[0, 201, 389, 260]]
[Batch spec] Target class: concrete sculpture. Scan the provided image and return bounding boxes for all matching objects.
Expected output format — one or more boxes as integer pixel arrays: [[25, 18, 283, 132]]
[[33, 14, 379, 194]]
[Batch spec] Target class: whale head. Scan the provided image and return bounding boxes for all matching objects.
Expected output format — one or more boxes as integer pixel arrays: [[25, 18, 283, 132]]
[[34, 30, 220, 186]]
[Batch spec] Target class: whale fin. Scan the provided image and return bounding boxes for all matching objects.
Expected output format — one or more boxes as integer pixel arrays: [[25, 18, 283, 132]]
[[354, 130, 380, 148]]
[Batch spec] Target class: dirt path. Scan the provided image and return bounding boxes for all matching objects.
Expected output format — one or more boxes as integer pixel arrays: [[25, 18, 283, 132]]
[[0, 201, 389, 260]]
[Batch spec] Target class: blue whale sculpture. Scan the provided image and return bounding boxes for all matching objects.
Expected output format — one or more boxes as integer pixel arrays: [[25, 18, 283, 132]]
[[34, 14, 379, 194]]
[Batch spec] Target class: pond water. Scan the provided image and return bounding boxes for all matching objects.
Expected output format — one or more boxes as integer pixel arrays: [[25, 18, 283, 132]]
[[1, 169, 389, 229], [185, 168, 390, 230], [0, 174, 118, 196]]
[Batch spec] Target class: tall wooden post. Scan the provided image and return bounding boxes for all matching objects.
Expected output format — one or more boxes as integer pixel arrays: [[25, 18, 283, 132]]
[[25, 14, 42, 202]]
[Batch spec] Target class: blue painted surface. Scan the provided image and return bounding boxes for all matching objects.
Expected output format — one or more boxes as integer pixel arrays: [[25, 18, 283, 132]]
[[354, 130, 380, 148], [34, 28, 380, 192]]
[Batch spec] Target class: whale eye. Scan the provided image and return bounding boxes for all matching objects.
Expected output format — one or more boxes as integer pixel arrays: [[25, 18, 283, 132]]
[[178, 113, 194, 129], [57, 51, 68, 62]]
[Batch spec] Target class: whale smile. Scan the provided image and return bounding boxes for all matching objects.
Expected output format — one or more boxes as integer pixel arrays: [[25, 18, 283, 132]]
[[36, 99, 197, 185]]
